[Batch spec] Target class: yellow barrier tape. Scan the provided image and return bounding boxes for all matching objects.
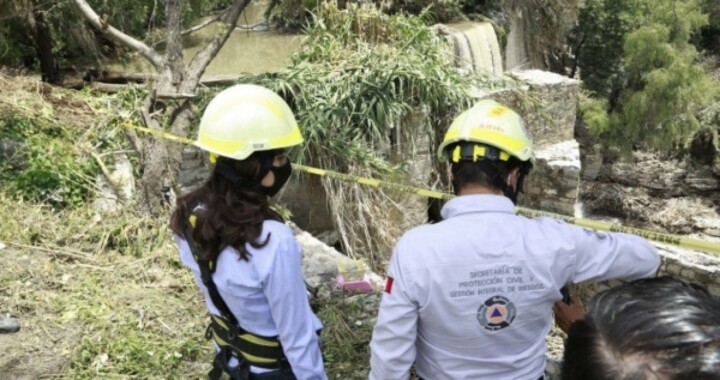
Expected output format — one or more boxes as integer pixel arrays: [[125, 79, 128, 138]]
[[122, 123, 720, 256]]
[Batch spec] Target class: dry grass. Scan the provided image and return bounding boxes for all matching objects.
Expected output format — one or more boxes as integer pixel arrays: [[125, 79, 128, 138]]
[[0, 191, 391, 379], [323, 164, 432, 274], [0, 193, 213, 379], [315, 290, 378, 379], [0, 71, 100, 128]]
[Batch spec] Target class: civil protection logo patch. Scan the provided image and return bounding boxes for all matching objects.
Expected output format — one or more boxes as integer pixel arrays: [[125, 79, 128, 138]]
[[477, 295, 516, 331]]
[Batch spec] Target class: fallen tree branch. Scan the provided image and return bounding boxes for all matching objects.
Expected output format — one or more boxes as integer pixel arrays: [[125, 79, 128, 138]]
[[81, 73, 242, 88], [85, 147, 128, 204], [73, 0, 163, 68], [181, 11, 225, 35], [186, 0, 250, 84], [6, 242, 98, 263], [88, 82, 133, 93], [155, 92, 196, 99], [236, 22, 269, 31], [121, 126, 144, 162]]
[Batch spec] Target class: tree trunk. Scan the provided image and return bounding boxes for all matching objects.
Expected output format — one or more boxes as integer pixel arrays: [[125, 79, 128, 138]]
[[136, 97, 193, 213], [73, 0, 250, 214], [134, 0, 188, 213], [28, 0, 59, 84]]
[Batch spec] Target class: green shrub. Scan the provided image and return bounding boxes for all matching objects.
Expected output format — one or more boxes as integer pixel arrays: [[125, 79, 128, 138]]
[[577, 0, 719, 152], [0, 114, 98, 208]]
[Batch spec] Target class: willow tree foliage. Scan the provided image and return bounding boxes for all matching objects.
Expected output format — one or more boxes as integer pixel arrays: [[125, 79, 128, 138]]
[[578, 0, 719, 151], [573, 0, 644, 100]]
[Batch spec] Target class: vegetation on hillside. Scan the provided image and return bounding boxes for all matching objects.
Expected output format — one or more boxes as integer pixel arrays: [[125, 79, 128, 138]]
[[0, 3, 492, 376], [1, 0, 720, 378], [573, 0, 720, 153]]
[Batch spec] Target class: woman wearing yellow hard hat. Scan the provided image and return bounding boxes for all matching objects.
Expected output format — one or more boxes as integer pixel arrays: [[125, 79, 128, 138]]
[[170, 84, 326, 380]]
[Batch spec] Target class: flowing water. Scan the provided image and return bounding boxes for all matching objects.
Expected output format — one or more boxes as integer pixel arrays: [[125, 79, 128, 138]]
[[104, 4, 505, 79], [444, 21, 503, 75], [104, 0, 304, 77]]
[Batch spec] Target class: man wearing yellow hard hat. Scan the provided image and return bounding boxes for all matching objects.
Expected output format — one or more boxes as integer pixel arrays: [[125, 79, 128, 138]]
[[369, 99, 660, 380], [171, 84, 326, 380]]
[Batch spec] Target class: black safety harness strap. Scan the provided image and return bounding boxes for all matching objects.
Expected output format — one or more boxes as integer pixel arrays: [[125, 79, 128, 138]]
[[182, 203, 294, 379]]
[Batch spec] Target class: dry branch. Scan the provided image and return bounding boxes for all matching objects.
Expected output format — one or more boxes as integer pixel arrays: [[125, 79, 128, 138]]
[[6, 242, 98, 263], [85, 73, 241, 88], [186, 0, 250, 82], [73, 0, 163, 68], [85, 147, 128, 204], [181, 11, 226, 35], [88, 82, 131, 93]]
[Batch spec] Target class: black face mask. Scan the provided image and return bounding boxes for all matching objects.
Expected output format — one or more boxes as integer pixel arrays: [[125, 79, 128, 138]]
[[261, 160, 292, 197]]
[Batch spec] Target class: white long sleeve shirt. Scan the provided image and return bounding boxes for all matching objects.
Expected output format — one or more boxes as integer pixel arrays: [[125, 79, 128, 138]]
[[369, 194, 660, 380], [177, 220, 327, 380]]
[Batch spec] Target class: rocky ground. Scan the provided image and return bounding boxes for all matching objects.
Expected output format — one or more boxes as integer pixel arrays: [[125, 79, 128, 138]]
[[580, 149, 720, 239]]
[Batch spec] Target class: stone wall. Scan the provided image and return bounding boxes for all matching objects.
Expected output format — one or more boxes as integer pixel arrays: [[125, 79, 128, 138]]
[[521, 140, 580, 216], [506, 70, 579, 146], [576, 243, 720, 299], [472, 69, 582, 215]]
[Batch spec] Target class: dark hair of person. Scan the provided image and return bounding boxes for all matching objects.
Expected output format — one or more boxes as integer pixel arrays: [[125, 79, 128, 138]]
[[451, 160, 521, 191], [170, 153, 282, 262], [562, 276, 720, 380]]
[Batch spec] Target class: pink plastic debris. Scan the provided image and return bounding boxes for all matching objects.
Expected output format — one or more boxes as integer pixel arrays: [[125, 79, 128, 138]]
[[335, 274, 373, 293]]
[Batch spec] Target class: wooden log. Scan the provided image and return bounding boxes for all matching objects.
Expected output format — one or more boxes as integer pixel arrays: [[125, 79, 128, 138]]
[[94, 71, 154, 83], [60, 71, 241, 92], [88, 82, 138, 93]]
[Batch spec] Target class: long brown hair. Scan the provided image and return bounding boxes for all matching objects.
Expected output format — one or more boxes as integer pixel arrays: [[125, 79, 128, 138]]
[[170, 153, 282, 261]]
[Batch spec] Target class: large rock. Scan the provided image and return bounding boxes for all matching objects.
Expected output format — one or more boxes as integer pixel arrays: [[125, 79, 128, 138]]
[[505, 70, 580, 146], [521, 140, 581, 216], [93, 153, 135, 213], [578, 130, 720, 254], [178, 146, 211, 193], [293, 223, 383, 290], [276, 174, 335, 234], [597, 152, 720, 197], [470, 69, 582, 215], [0, 139, 27, 169]]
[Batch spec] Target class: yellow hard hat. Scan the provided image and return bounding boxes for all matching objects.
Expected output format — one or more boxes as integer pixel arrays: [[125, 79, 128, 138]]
[[195, 84, 303, 161], [438, 99, 533, 162]]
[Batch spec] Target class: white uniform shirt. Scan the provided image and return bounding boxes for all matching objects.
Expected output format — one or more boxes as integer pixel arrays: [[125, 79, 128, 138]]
[[177, 220, 327, 380], [369, 195, 660, 380]]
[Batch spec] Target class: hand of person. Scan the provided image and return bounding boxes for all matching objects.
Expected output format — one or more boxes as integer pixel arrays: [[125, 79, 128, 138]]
[[553, 295, 585, 335]]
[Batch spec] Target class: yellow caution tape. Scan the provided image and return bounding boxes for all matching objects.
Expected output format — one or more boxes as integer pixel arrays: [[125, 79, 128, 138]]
[[122, 123, 720, 256], [293, 164, 454, 201]]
